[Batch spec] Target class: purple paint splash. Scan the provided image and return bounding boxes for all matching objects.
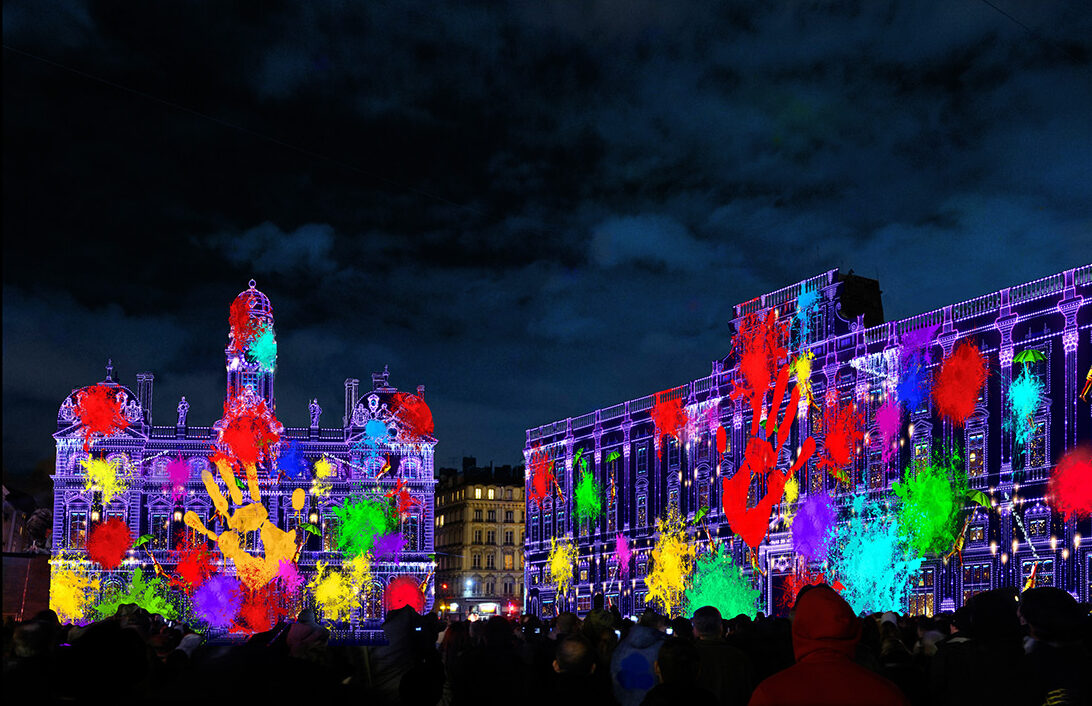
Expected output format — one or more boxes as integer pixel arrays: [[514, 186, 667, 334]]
[[615, 534, 632, 577], [900, 325, 938, 366], [794, 493, 836, 561], [192, 574, 244, 629], [166, 456, 189, 502], [876, 396, 901, 465], [898, 325, 937, 413], [373, 532, 406, 560]]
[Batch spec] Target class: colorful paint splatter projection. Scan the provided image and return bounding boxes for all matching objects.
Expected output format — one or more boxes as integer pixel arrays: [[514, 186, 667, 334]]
[[1008, 367, 1044, 447], [793, 493, 836, 561], [934, 341, 988, 427], [548, 537, 576, 595], [391, 392, 434, 441], [893, 450, 968, 555], [828, 496, 923, 615], [1048, 446, 1092, 520], [645, 508, 694, 617], [73, 383, 130, 451], [876, 396, 901, 465], [95, 567, 177, 620], [86, 517, 132, 570], [333, 495, 393, 559], [247, 322, 277, 371], [49, 554, 101, 624], [614, 533, 632, 577], [385, 575, 425, 612], [80, 455, 128, 504], [166, 456, 189, 502], [685, 550, 759, 620], [193, 574, 244, 629], [817, 396, 865, 482], [527, 445, 555, 506], [650, 394, 688, 442], [574, 470, 602, 521]]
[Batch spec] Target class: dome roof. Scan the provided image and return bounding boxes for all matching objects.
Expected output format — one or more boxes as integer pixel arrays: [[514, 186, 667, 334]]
[[231, 279, 274, 322]]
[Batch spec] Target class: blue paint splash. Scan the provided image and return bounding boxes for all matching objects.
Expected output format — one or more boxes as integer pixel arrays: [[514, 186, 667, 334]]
[[277, 440, 308, 479], [794, 289, 820, 347]]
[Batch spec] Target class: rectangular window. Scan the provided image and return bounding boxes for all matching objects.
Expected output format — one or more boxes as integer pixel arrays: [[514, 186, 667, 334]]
[[1022, 559, 1054, 587], [914, 441, 930, 470], [485, 580, 495, 594], [916, 568, 935, 587], [908, 593, 934, 617], [474, 509, 483, 522], [637, 447, 647, 475], [969, 525, 985, 543], [1026, 420, 1046, 468], [1028, 518, 1048, 536], [637, 495, 647, 526], [486, 553, 495, 569], [868, 448, 884, 490], [487, 510, 496, 522], [505, 510, 514, 523], [473, 530, 482, 544], [487, 530, 496, 544], [504, 554, 514, 570], [505, 530, 514, 545], [472, 554, 482, 569], [668, 487, 678, 509], [967, 432, 985, 478], [475, 488, 482, 499], [69, 511, 87, 550], [152, 512, 170, 549], [579, 568, 588, 582]]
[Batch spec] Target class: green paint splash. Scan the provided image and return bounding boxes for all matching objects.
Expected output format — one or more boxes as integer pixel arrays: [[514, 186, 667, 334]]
[[1009, 367, 1043, 447], [95, 567, 177, 620], [333, 495, 393, 559], [828, 495, 923, 615], [892, 448, 967, 555], [249, 323, 277, 371], [685, 549, 759, 620], [574, 469, 602, 522]]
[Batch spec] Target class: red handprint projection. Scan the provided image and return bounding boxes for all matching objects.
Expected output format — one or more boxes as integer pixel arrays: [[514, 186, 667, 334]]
[[527, 445, 555, 506], [816, 392, 866, 483], [730, 311, 790, 436], [722, 361, 816, 549], [651, 393, 688, 442]]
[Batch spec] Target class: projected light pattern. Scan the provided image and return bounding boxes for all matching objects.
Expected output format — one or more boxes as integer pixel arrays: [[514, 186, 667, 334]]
[[524, 266, 1091, 618], [51, 281, 436, 637]]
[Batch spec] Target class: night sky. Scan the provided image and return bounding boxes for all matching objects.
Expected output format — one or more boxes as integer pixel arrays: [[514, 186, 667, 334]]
[[4, 1, 1090, 497]]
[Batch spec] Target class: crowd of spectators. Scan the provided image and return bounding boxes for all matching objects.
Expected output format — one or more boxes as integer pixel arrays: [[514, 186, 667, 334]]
[[4, 585, 1089, 705]]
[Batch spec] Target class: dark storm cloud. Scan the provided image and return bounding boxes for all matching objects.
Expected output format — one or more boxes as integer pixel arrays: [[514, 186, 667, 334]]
[[3, 0, 1090, 491]]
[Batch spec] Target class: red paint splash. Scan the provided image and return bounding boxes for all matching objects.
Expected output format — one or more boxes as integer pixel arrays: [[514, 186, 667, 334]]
[[216, 393, 281, 470], [730, 311, 790, 434], [527, 445, 554, 506], [232, 580, 297, 633], [73, 384, 130, 451], [934, 341, 988, 427], [716, 426, 728, 455], [171, 539, 217, 591], [86, 517, 132, 570], [651, 394, 688, 442], [722, 362, 816, 548], [384, 575, 425, 613], [817, 394, 866, 482], [1048, 447, 1092, 520], [166, 456, 189, 502], [386, 478, 420, 518], [228, 291, 262, 354], [778, 567, 845, 610], [391, 392, 434, 440]]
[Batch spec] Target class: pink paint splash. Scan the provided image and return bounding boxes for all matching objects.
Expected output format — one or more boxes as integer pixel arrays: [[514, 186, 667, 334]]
[[934, 341, 988, 427], [615, 534, 632, 577], [86, 518, 132, 570], [166, 456, 189, 502], [651, 394, 688, 442], [73, 384, 130, 451], [385, 575, 425, 613], [276, 559, 303, 594], [1048, 446, 1092, 520], [722, 362, 816, 549], [817, 395, 865, 482], [876, 396, 901, 465]]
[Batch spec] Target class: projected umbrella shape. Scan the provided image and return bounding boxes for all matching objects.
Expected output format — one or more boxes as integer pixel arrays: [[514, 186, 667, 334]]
[[1013, 349, 1046, 368]]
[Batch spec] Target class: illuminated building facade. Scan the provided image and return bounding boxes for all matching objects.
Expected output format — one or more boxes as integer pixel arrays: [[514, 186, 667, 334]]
[[51, 281, 436, 633], [434, 461, 525, 619], [525, 266, 1092, 618]]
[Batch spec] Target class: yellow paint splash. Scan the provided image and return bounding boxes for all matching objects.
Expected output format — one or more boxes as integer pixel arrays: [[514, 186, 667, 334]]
[[792, 352, 816, 408], [308, 554, 371, 621], [311, 456, 337, 498], [645, 507, 695, 617], [80, 456, 128, 504], [783, 476, 800, 526], [49, 554, 101, 624], [548, 536, 576, 595]]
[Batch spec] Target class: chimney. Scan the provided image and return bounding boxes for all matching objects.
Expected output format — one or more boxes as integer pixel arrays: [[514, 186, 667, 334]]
[[136, 372, 154, 425], [344, 378, 359, 427]]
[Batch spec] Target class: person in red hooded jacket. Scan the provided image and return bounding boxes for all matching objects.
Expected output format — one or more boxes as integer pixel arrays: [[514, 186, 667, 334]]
[[748, 585, 909, 706]]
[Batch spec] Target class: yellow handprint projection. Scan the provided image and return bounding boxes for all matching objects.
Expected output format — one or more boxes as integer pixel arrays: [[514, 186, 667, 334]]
[[185, 457, 306, 589]]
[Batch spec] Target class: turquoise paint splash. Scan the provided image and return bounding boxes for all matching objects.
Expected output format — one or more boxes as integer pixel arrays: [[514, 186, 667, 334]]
[[794, 288, 820, 347], [1009, 367, 1043, 447], [248, 323, 277, 371], [94, 567, 177, 620], [684, 550, 760, 620], [828, 496, 923, 614], [574, 470, 602, 522], [892, 449, 967, 556], [333, 495, 394, 559]]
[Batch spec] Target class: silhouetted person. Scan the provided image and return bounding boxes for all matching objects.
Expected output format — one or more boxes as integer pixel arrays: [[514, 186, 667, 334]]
[[610, 609, 665, 706], [640, 637, 716, 706], [691, 605, 754, 706], [542, 634, 614, 706], [749, 585, 908, 705], [1018, 587, 1091, 705]]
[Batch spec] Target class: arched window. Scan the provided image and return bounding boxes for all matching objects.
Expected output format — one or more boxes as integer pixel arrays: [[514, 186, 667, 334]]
[[364, 581, 384, 620]]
